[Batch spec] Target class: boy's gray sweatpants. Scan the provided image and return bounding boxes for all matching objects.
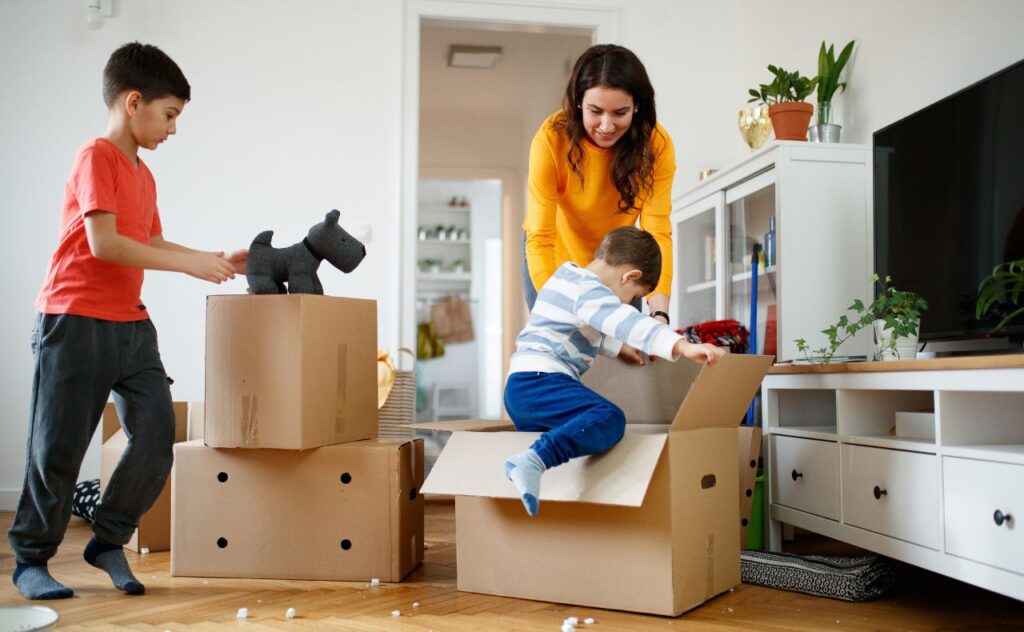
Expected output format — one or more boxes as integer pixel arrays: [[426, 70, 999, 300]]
[[7, 313, 176, 565]]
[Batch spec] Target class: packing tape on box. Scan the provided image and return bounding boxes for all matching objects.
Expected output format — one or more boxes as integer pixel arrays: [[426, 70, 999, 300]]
[[241, 395, 258, 447], [336, 343, 348, 435], [706, 534, 715, 598]]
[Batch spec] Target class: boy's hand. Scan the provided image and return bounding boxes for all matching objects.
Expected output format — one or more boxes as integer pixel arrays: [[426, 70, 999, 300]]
[[185, 252, 237, 284], [682, 342, 726, 365], [617, 343, 646, 366], [224, 249, 249, 274]]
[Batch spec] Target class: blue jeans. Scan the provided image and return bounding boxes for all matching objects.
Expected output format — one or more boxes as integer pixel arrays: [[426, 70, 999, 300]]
[[7, 313, 176, 564], [504, 371, 626, 469], [522, 233, 539, 311]]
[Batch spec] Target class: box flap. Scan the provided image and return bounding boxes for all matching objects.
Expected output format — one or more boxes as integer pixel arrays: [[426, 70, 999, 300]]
[[582, 355, 701, 423], [403, 419, 515, 433], [670, 354, 773, 431], [421, 431, 667, 507]]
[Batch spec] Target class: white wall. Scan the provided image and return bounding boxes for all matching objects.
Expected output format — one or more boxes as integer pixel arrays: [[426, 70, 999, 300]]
[[0, 0, 404, 507], [2, 0, 1023, 508], [713, 0, 1024, 190]]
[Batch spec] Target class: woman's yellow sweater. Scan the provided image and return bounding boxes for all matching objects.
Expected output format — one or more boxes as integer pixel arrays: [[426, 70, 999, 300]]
[[523, 111, 676, 297]]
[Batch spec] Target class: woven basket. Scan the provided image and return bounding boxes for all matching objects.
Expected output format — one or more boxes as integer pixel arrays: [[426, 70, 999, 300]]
[[379, 348, 416, 438]]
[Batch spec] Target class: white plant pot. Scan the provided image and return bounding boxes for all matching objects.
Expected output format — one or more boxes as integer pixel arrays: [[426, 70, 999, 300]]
[[873, 319, 920, 361]]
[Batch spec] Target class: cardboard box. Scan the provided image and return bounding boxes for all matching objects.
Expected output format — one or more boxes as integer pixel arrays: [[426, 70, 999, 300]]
[[100, 401, 189, 553], [205, 294, 378, 449], [421, 354, 772, 616], [737, 425, 762, 547], [171, 437, 424, 582]]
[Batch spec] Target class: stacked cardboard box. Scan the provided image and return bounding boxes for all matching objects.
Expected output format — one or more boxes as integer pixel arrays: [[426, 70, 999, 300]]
[[171, 294, 424, 582]]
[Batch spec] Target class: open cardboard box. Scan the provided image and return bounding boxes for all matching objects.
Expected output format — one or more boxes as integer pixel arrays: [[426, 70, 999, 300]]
[[100, 401, 189, 553], [420, 353, 772, 616]]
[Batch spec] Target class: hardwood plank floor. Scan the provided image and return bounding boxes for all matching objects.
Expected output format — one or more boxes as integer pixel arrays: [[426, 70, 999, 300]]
[[2, 501, 1022, 631]]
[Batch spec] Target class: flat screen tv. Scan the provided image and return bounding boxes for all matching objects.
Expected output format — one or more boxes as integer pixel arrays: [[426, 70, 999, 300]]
[[873, 57, 1024, 346]]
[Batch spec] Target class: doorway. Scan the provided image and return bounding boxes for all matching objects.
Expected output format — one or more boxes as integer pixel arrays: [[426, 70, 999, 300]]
[[403, 1, 613, 420]]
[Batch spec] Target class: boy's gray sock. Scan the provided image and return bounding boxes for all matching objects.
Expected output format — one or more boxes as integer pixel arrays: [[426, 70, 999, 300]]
[[13, 563, 73, 600], [84, 536, 145, 595], [504, 449, 546, 516]]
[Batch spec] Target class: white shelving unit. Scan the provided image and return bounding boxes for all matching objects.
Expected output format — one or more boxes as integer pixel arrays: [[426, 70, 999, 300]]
[[417, 201, 472, 291], [671, 141, 873, 361], [763, 355, 1024, 602]]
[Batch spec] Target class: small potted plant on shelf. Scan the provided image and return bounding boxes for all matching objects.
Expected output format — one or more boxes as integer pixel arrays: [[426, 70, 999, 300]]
[[976, 257, 1024, 331], [810, 39, 855, 143], [795, 274, 929, 363], [747, 65, 818, 141]]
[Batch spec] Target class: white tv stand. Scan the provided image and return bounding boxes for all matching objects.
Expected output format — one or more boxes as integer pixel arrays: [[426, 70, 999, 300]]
[[763, 355, 1024, 601]]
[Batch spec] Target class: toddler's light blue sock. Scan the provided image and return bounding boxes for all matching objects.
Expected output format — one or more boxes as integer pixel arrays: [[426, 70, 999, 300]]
[[12, 563, 73, 600], [504, 449, 546, 516], [84, 536, 145, 595]]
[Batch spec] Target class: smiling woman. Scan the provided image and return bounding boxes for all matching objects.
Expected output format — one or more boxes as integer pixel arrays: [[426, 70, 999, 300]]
[[522, 44, 676, 328]]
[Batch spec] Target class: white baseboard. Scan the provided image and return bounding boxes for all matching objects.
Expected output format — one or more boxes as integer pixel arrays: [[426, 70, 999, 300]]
[[0, 489, 21, 512]]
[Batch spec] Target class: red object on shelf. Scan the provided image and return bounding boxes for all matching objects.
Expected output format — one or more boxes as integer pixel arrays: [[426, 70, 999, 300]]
[[678, 319, 750, 354], [764, 305, 778, 360]]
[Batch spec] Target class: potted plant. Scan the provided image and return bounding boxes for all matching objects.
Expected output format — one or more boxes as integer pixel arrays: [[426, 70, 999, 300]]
[[748, 65, 818, 141], [976, 257, 1024, 331], [795, 274, 929, 363], [810, 40, 855, 143]]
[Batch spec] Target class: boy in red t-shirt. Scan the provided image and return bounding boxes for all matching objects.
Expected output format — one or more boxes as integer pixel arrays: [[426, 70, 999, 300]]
[[8, 42, 247, 600]]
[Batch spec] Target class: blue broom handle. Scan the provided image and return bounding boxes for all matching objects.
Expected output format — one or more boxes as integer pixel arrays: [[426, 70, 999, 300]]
[[745, 244, 761, 426]]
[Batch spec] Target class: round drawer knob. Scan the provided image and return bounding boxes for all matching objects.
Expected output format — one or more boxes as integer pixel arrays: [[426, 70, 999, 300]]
[[873, 485, 887, 500], [993, 509, 1013, 527], [791, 469, 803, 481]]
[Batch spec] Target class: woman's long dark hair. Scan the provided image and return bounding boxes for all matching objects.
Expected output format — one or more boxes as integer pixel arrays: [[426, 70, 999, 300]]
[[553, 44, 660, 214]]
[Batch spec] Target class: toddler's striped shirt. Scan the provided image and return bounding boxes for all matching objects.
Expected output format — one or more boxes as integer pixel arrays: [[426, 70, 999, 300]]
[[509, 262, 683, 379]]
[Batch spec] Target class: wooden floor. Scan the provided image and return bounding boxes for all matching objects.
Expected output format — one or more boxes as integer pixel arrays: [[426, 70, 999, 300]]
[[2, 502, 1023, 631]]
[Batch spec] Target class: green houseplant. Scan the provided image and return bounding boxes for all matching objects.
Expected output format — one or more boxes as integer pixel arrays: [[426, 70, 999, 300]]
[[811, 40, 855, 142], [976, 257, 1024, 331], [747, 65, 817, 140], [795, 274, 929, 363]]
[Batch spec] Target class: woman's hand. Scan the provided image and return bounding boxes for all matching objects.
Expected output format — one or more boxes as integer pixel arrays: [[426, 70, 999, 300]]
[[617, 343, 647, 366]]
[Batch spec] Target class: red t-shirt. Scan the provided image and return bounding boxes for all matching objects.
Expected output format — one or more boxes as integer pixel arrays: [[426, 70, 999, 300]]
[[35, 138, 163, 321]]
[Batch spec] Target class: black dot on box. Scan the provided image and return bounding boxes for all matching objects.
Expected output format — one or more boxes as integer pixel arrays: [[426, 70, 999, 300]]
[[340, 473, 352, 484], [741, 518, 749, 527], [217, 537, 228, 548], [340, 539, 352, 550], [746, 489, 752, 497], [217, 472, 228, 483]]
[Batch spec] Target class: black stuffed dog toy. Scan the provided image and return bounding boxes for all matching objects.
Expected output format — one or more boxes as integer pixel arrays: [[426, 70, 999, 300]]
[[246, 209, 366, 294]]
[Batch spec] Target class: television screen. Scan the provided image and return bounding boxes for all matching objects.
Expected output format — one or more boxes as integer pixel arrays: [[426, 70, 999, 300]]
[[874, 57, 1024, 341]]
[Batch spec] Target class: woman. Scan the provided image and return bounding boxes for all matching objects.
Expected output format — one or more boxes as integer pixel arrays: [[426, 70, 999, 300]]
[[523, 44, 676, 328]]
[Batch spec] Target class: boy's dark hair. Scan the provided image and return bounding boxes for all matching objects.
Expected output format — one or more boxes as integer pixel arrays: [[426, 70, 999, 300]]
[[103, 42, 190, 108], [594, 226, 661, 292]]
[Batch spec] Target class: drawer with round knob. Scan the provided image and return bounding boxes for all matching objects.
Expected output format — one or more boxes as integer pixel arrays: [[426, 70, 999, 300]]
[[841, 444, 939, 549], [943, 456, 1023, 575], [770, 435, 839, 520]]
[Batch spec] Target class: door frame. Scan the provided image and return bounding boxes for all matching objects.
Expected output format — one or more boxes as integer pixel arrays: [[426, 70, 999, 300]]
[[399, 0, 618, 378]]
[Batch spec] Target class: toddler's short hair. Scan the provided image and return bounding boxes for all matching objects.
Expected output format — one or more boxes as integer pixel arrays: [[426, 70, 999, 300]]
[[103, 42, 190, 108], [593, 226, 661, 292]]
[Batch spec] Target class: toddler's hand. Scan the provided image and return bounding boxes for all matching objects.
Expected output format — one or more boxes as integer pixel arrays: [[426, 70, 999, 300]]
[[186, 252, 236, 283], [683, 342, 726, 365]]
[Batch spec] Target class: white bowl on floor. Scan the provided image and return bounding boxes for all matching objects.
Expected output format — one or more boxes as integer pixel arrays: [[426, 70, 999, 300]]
[[0, 606, 59, 632]]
